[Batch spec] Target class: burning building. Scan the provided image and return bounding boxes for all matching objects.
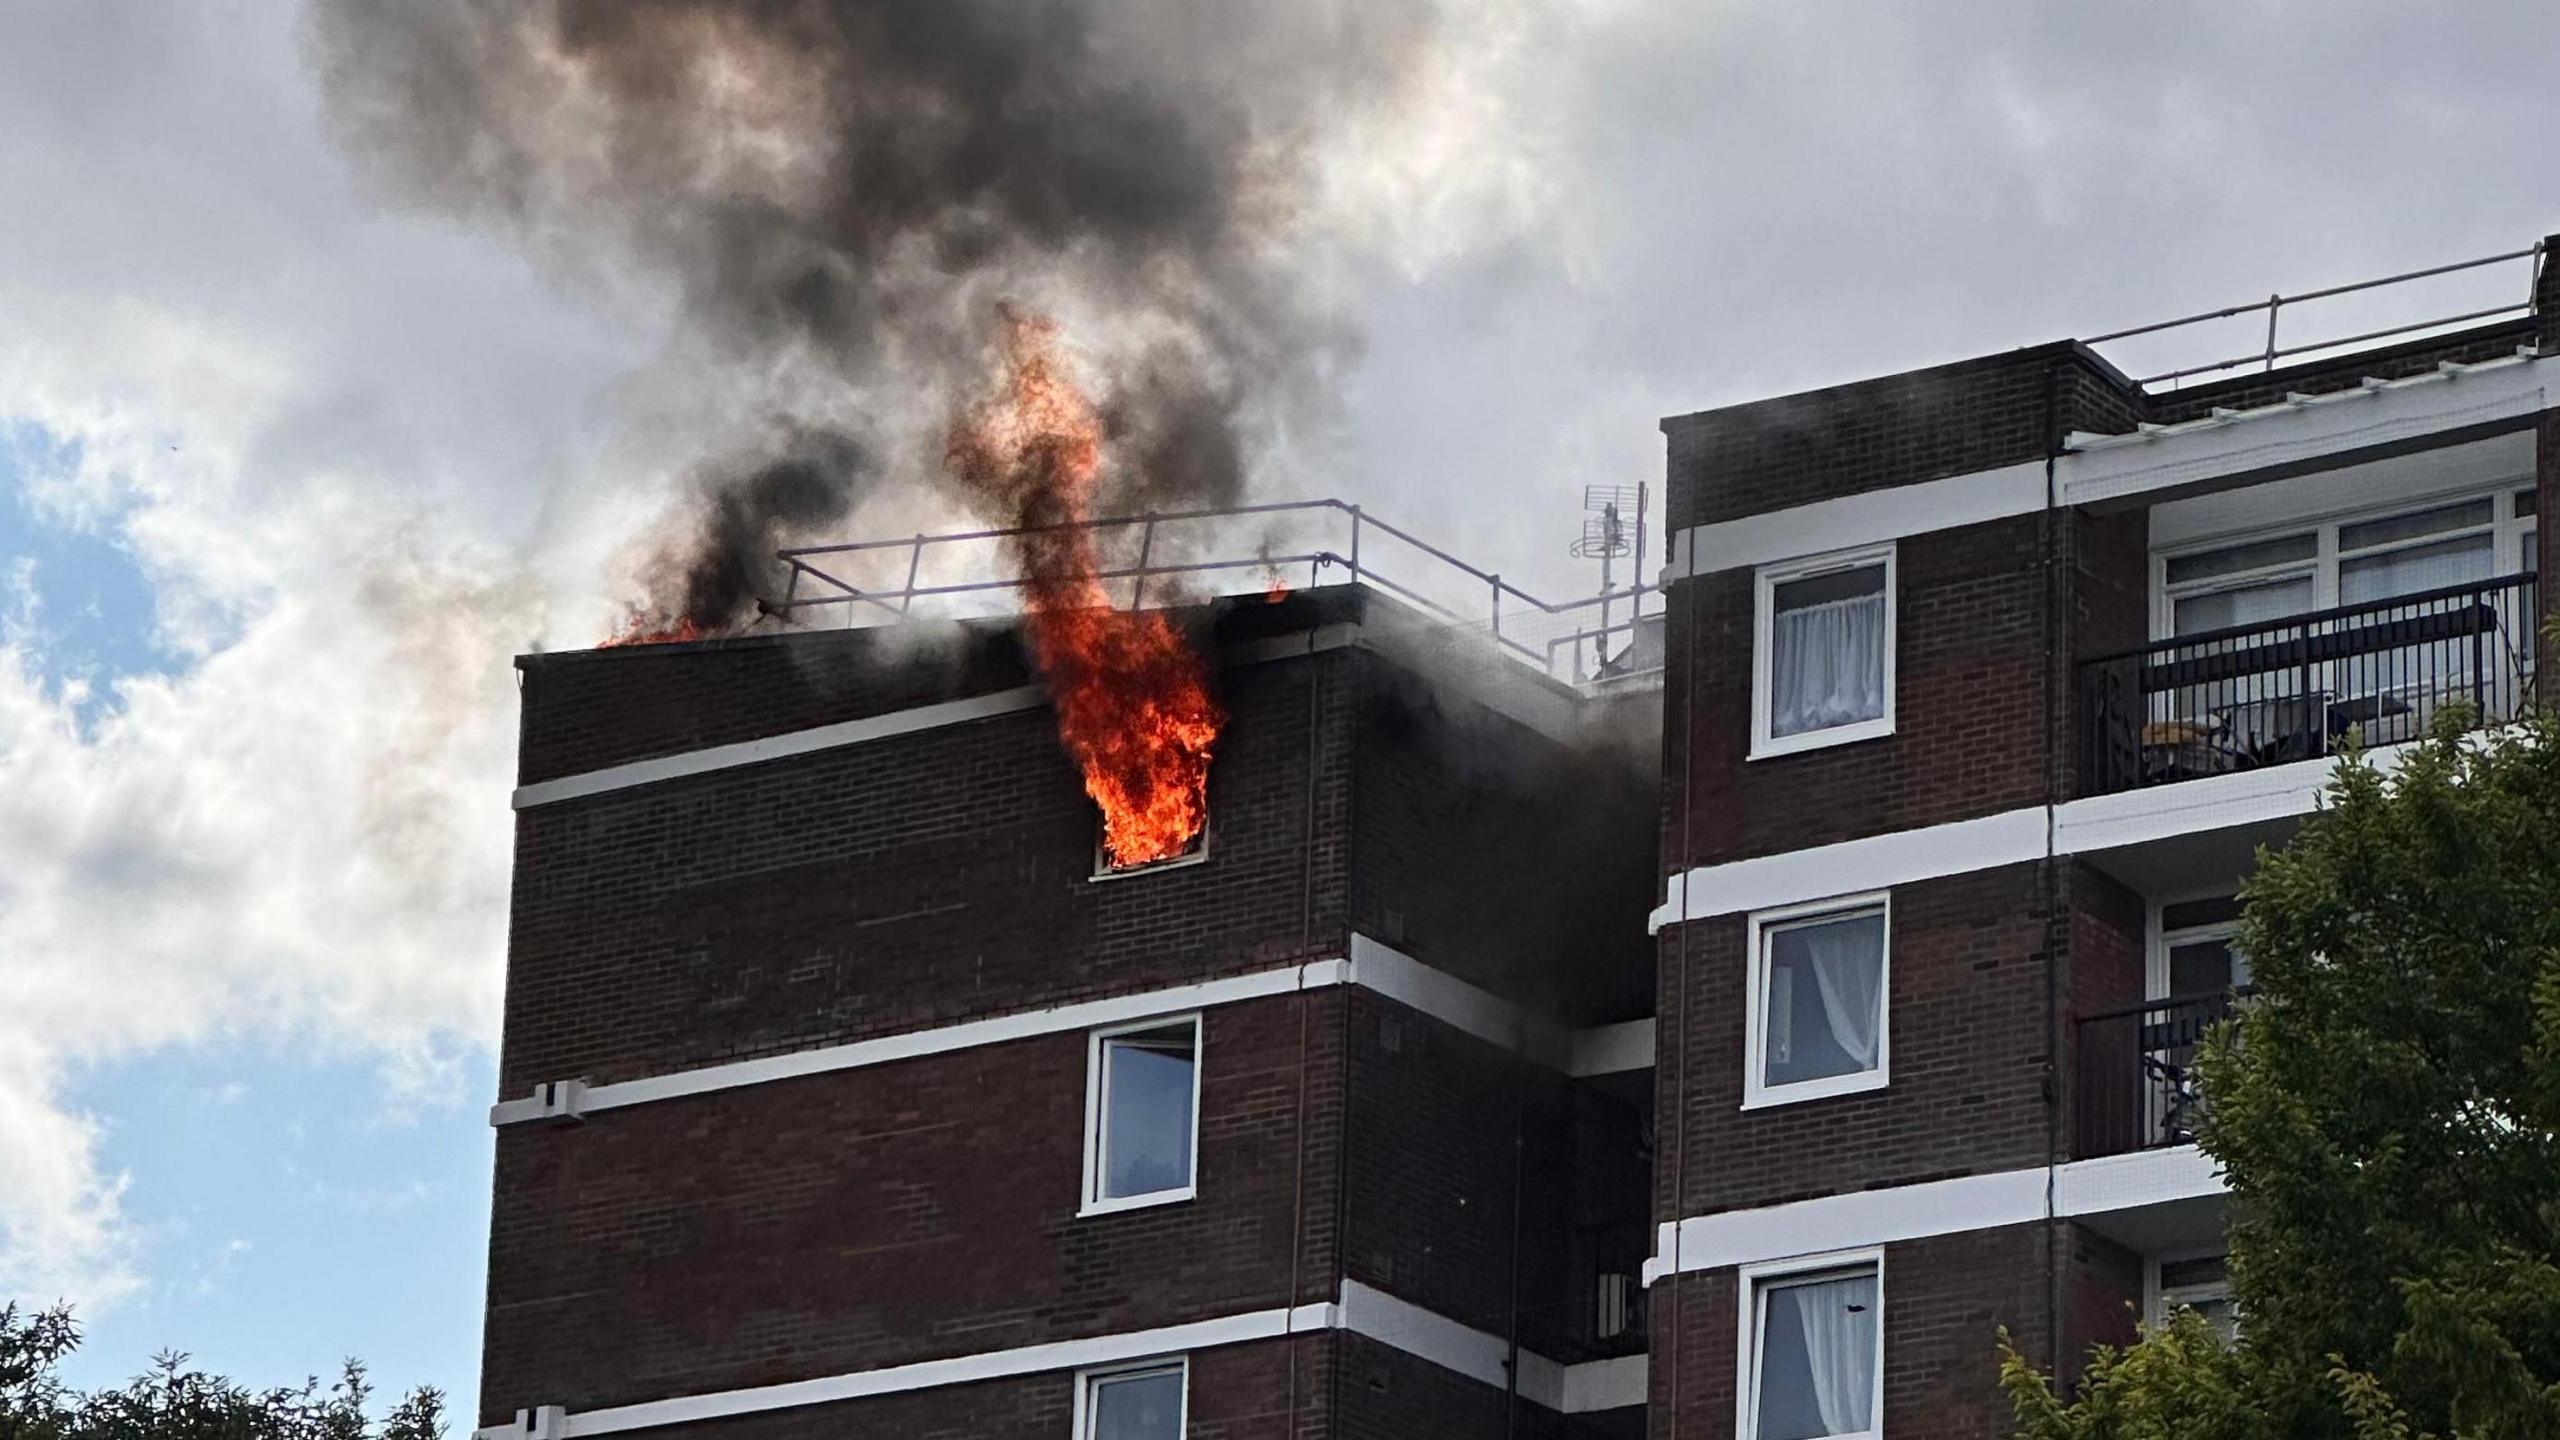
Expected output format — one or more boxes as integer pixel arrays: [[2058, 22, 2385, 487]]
[[482, 580, 1664, 1440], [476, 231, 2560, 1440]]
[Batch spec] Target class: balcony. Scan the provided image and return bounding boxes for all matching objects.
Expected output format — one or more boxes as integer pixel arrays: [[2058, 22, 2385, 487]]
[[2077, 572, 2538, 797], [2074, 990, 2250, 1158]]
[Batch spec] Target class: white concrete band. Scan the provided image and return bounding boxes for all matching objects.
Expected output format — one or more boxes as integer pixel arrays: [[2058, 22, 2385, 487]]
[[494, 936, 1646, 1127], [1651, 741, 2422, 930], [1644, 1145, 2226, 1286], [473, 1283, 1646, 1439], [1661, 351, 2550, 584]]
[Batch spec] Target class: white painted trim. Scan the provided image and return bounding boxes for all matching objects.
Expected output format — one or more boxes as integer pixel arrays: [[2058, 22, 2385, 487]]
[[2058, 353, 2547, 510], [1652, 806, 2047, 931], [473, 1286, 1646, 1438], [1737, 1248, 1885, 1440], [489, 959, 1348, 1127], [554, 1305, 1331, 1438], [1080, 1014, 1203, 1216], [1346, 934, 1568, 1066], [1661, 354, 2549, 589], [2051, 741, 2412, 857], [1569, 1018, 1656, 1077], [1072, 1356, 1187, 1440], [1649, 1147, 2231, 1285], [1750, 543, 1898, 760], [2052, 1144, 2224, 1218], [511, 685, 1047, 810], [1666, 1168, 2048, 1275], [2146, 431, 2533, 550], [1561, 1354, 1651, 1414], [1652, 741, 2441, 931], [494, 936, 1633, 1128], [1670, 462, 2046, 581], [509, 624, 1366, 813], [1741, 894, 1891, 1109]]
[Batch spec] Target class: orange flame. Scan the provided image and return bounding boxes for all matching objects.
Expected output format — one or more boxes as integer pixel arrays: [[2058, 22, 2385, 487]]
[[946, 310, 1223, 868], [599, 610, 707, 647]]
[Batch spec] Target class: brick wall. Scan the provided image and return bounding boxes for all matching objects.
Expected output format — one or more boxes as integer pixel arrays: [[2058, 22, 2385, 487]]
[[1654, 864, 2054, 1220], [1349, 656, 1658, 1023], [482, 988, 1343, 1419], [1647, 1225, 2055, 1440], [489, 602, 1660, 1435], [1659, 343, 2102, 532], [1660, 514, 2051, 868], [499, 648, 1354, 1097]]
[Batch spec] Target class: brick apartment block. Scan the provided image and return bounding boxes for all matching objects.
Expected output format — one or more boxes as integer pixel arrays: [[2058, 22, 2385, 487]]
[[475, 234, 2560, 1440]]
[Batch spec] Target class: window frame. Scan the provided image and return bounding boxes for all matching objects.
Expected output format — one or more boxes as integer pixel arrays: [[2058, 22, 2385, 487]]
[[2151, 486, 2534, 642], [1072, 1357, 1189, 1440], [1742, 892, 1892, 1110], [1736, 1247, 1887, 1440], [2147, 894, 2247, 1001], [1080, 1015, 1204, 1217], [1751, 542, 1898, 760], [2145, 1251, 2238, 1340]]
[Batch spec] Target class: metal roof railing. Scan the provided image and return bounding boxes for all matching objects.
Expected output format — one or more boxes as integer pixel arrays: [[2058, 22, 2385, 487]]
[[2086, 240, 2544, 388], [773, 497, 1663, 686]]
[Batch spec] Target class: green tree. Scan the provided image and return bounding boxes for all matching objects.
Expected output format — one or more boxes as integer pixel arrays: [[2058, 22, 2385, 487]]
[[2003, 708, 2560, 1440], [0, 1302, 446, 1440]]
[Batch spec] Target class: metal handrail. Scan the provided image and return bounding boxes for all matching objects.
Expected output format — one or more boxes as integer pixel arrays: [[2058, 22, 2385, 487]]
[[774, 496, 1666, 685], [2084, 241, 2543, 388], [2077, 986, 2255, 1026], [2081, 570, 2538, 664]]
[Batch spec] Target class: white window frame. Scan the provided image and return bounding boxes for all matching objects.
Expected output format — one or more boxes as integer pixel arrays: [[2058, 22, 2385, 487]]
[[2144, 1251, 2237, 1336], [1072, 1356, 1189, 1440], [2146, 894, 2246, 1001], [1752, 542, 1898, 759], [2151, 486, 2535, 642], [1080, 1015, 1203, 1216], [1737, 1247, 1886, 1440], [1743, 893, 1892, 1109]]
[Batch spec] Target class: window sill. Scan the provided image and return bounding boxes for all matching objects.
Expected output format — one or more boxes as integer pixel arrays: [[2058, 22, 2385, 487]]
[[1741, 1068, 1889, 1111], [1078, 1186, 1197, 1218], [1089, 848, 1210, 883], [1748, 717, 1894, 761]]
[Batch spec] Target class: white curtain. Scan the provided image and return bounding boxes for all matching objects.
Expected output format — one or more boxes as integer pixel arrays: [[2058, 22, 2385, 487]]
[[1772, 593, 1885, 735], [1787, 1274, 1878, 1436], [1799, 918, 1883, 1072]]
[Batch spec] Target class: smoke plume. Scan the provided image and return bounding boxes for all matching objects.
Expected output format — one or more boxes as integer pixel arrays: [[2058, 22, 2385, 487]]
[[307, 0, 1446, 631]]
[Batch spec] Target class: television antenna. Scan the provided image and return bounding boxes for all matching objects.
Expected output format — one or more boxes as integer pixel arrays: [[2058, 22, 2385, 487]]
[[1568, 482, 1647, 676]]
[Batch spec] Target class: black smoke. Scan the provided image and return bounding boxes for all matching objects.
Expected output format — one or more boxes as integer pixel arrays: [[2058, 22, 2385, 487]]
[[306, 0, 1442, 630]]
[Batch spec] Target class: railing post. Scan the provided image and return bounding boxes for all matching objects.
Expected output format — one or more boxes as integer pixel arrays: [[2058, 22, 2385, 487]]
[[779, 565, 800, 625], [2475, 591, 2488, 718], [2263, 293, 2282, 371], [1490, 574, 1502, 642], [900, 536, 925, 617], [1131, 514, 1157, 611], [1348, 505, 1362, 587]]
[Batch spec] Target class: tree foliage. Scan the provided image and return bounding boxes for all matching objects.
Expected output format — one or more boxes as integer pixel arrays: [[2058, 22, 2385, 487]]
[[0, 1302, 446, 1440], [2004, 708, 2560, 1440]]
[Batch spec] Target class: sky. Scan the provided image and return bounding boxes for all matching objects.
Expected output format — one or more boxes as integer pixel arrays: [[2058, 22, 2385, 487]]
[[6, 0, 2560, 1415]]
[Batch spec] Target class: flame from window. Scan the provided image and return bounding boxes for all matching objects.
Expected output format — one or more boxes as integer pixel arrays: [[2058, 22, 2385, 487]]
[[946, 309, 1223, 868]]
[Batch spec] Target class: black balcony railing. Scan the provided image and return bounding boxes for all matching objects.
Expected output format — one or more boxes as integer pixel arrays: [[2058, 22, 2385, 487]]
[[2078, 572, 2538, 796], [2075, 990, 2252, 1157]]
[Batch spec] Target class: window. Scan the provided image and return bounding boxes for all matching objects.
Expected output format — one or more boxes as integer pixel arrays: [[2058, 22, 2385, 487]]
[[1754, 545, 1895, 757], [2156, 895, 2249, 998], [2157, 489, 2534, 639], [1745, 896, 1889, 1108], [2152, 1255, 2239, 1344], [1082, 1018, 1200, 1213], [1741, 1253, 1883, 1440], [1075, 1359, 1186, 1440]]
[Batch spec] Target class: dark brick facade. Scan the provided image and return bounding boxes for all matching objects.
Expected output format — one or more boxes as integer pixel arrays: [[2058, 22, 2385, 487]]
[[484, 596, 1659, 1435], [1641, 260, 2560, 1437]]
